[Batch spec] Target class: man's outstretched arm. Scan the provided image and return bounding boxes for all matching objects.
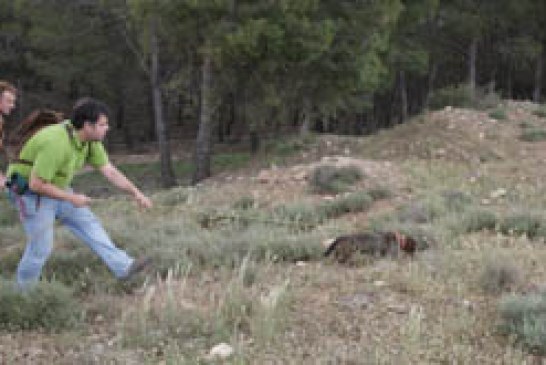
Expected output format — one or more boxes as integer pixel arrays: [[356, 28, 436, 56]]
[[99, 163, 153, 209]]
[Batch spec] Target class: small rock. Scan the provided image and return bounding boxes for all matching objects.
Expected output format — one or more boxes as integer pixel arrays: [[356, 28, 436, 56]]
[[338, 293, 373, 309], [90, 343, 105, 355], [490, 188, 507, 199], [256, 171, 273, 183], [387, 304, 408, 314], [207, 343, 234, 360], [296, 261, 307, 267], [373, 280, 386, 287]]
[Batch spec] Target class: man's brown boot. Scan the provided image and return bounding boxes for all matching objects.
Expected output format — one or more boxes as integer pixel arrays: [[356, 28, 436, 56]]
[[125, 256, 152, 280]]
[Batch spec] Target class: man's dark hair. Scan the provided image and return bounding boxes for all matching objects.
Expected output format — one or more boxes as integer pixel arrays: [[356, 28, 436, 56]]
[[70, 97, 110, 130]]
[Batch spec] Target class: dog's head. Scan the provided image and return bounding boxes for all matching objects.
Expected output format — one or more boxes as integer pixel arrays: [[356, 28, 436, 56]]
[[386, 231, 417, 255], [399, 236, 417, 254]]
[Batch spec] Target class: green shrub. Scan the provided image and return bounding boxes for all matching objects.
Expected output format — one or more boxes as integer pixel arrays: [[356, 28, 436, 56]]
[[318, 191, 373, 218], [0, 248, 23, 277], [265, 136, 314, 156], [273, 202, 326, 230], [309, 164, 363, 194], [367, 187, 392, 200], [533, 105, 546, 118], [499, 213, 544, 238], [274, 192, 374, 229], [479, 257, 521, 294], [519, 121, 535, 129], [0, 280, 82, 331], [428, 84, 502, 111], [43, 250, 119, 294], [197, 208, 252, 230], [233, 196, 256, 210], [519, 129, 546, 142], [396, 198, 446, 224], [489, 108, 508, 121], [498, 293, 546, 354], [0, 199, 18, 227], [455, 208, 498, 234], [475, 90, 502, 110], [396, 202, 431, 224], [428, 84, 474, 110], [441, 190, 472, 212]]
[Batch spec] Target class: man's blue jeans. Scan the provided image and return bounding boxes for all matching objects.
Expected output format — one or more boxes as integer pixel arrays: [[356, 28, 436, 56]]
[[9, 190, 134, 287]]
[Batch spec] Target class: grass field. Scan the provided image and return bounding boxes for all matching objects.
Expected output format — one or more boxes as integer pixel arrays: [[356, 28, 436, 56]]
[[1, 101, 546, 363]]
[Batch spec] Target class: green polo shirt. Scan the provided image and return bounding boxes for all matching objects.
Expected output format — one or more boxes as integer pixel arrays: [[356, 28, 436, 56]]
[[6, 120, 108, 188]]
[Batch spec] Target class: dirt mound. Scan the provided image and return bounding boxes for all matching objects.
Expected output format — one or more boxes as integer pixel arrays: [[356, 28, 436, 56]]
[[357, 102, 546, 163], [256, 155, 406, 192]]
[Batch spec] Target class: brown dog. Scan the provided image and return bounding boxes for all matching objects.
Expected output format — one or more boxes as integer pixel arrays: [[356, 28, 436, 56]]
[[323, 231, 417, 263]]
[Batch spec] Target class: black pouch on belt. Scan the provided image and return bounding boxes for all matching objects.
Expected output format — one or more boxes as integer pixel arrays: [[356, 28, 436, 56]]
[[5, 172, 29, 195]]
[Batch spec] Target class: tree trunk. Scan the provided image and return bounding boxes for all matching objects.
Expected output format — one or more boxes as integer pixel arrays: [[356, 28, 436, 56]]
[[399, 70, 408, 123], [468, 37, 478, 99], [533, 48, 543, 102], [425, 61, 437, 109], [249, 129, 259, 153], [299, 97, 311, 135], [506, 61, 513, 99], [192, 51, 213, 184], [150, 15, 176, 188]]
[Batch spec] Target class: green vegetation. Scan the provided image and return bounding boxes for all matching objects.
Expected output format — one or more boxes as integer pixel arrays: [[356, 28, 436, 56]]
[[479, 256, 521, 294], [519, 128, 546, 142], [0, 198, 18, 227], [499, 293, 546, 355], [309, 164, 363, 194], [0, 280, 81, 331], [428, 84, 475, 110], [428, 85, 503, 111], [499, 212, 545, 239], [533, 105, 546, 118], [120, 262, 291, 358], [489, 108, 508, 121]]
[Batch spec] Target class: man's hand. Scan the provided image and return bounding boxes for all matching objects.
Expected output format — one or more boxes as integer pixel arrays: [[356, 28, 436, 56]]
[[69, 193, 92, 208], [100, 163, 153, 210], [0, 174, 6, 190], [133, 191, 153, 209]]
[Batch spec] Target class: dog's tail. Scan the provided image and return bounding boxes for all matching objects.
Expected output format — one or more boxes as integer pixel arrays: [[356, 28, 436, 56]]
[[323, 237, 340, 257]]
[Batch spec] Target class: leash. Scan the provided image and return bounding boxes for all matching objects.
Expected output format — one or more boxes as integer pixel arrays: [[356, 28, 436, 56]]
[[9, 184, 27, 222]]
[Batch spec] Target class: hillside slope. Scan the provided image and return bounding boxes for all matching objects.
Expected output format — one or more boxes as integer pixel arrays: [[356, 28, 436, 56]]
[[2, 101, 546, 363]]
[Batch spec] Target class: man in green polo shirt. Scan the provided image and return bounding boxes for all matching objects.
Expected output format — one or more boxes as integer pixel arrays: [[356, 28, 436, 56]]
[[7, 98, 152, 287]]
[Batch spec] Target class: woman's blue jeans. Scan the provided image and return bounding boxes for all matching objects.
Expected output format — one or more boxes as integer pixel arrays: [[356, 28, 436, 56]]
[[9, 190, 134, 287]]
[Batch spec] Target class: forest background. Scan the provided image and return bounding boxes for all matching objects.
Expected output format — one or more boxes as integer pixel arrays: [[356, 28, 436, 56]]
[[1, 0, 545, 185]]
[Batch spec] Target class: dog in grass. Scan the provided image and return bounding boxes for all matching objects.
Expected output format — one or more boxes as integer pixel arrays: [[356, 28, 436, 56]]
[[323, 231, 417, 263]]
